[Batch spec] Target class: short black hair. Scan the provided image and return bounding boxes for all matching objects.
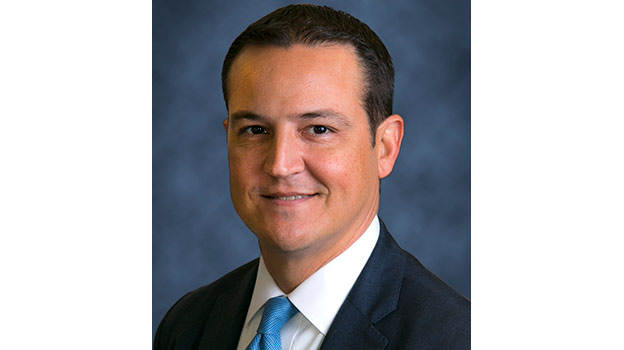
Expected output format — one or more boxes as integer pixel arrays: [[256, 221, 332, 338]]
[[221, 4, 394, 143]]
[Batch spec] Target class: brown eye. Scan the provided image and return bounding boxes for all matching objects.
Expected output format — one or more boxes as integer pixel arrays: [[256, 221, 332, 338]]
[[243, 126, 267, 135], [310, 125, 329, 134]]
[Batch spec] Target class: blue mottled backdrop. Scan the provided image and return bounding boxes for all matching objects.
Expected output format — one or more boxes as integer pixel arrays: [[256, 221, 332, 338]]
[[153, 0, 470, 335]]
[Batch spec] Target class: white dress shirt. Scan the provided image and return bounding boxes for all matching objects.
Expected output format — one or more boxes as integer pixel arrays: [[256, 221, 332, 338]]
[[236, 216, 380, 350]]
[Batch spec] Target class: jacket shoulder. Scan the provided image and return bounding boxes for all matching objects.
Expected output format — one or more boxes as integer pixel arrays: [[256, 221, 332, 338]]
[[385, 249, 470, 349], [153, 259, 259, 349], [170, 258, 258, 313]]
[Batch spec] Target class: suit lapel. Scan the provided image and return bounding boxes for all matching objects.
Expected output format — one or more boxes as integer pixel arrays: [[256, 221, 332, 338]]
[[196, 260, 258, 349], [321, 219, 406, 350], [320, 299, 388, 349]]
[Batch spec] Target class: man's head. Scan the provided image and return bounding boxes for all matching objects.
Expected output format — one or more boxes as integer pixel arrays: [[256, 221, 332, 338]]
[[222, 5, 403, 261], [221, 4, 394, 142]]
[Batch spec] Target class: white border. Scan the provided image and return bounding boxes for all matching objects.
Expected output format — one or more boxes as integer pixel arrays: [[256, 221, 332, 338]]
[[0, 1, 151, 348], [473, 0, 624, 348]]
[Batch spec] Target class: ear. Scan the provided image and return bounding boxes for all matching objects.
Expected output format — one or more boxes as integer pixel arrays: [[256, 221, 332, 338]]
[[223, 117, 229, 134], [374, 114, 404, 179]]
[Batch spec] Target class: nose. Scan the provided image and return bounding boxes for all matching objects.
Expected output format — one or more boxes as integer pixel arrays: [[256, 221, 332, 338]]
[[263, 131, 305, 178]]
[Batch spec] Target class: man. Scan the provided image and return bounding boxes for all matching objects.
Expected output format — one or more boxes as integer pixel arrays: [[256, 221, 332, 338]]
[[155, 4, 469, 349]]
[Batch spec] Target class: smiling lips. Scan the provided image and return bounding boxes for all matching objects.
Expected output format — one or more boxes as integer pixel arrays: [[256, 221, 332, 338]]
[[261, 193, 318, 201]]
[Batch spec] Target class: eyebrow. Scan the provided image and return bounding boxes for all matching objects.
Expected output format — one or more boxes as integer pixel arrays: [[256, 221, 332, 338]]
[[299, 110, 352, 126], [229, 109, 352, 127], [229, 111, 265, 123]]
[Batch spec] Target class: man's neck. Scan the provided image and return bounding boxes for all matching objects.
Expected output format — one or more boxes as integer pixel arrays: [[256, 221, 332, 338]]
[[259, 214, 377, 294]]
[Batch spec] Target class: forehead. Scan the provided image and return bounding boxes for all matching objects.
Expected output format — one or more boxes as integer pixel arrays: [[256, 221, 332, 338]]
[[227, 44, 365, 118]]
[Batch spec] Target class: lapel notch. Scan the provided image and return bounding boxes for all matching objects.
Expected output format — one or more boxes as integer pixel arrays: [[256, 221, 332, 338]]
[[320, 299, 388, 349]]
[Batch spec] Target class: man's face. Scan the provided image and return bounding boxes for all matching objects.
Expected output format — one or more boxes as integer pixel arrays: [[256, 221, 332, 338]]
[[225, 44, 383, 256]]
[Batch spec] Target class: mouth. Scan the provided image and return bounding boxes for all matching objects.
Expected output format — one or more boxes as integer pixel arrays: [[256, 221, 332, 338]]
[[261, 193, 318, 201]]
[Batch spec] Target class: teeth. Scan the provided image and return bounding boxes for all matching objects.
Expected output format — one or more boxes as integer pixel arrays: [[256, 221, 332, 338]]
[[277, 195, 308, 200]]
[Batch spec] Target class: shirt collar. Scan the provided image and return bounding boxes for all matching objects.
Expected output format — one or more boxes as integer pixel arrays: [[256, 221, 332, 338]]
[[243, 216, 380, 335], [243, 256, 286, 329]]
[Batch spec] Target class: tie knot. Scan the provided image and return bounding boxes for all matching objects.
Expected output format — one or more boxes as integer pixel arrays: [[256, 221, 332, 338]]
[[257, 296, 298, 335]]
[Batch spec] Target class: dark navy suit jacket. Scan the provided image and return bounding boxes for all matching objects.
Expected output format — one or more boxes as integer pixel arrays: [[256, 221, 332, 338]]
[[154, 220, 470, 349]]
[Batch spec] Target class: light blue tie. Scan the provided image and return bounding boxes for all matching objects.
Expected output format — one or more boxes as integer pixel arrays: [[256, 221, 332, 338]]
[[246, 296, 298, 350]]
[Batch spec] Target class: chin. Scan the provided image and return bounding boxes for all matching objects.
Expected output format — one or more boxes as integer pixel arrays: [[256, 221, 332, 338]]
[[254, 223, 318, 253]]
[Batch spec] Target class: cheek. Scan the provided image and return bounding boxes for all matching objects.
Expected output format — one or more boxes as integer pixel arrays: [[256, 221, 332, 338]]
[[308, 144, 376, 193], [228, 151, 258, 198]]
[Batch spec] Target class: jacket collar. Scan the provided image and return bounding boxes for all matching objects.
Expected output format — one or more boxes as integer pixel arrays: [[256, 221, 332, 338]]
[[320, 219, 406, 349]]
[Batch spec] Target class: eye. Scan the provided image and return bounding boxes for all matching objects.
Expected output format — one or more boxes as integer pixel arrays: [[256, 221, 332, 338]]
[[242, 125, 268, 135], [308, 125, 330, 134]]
